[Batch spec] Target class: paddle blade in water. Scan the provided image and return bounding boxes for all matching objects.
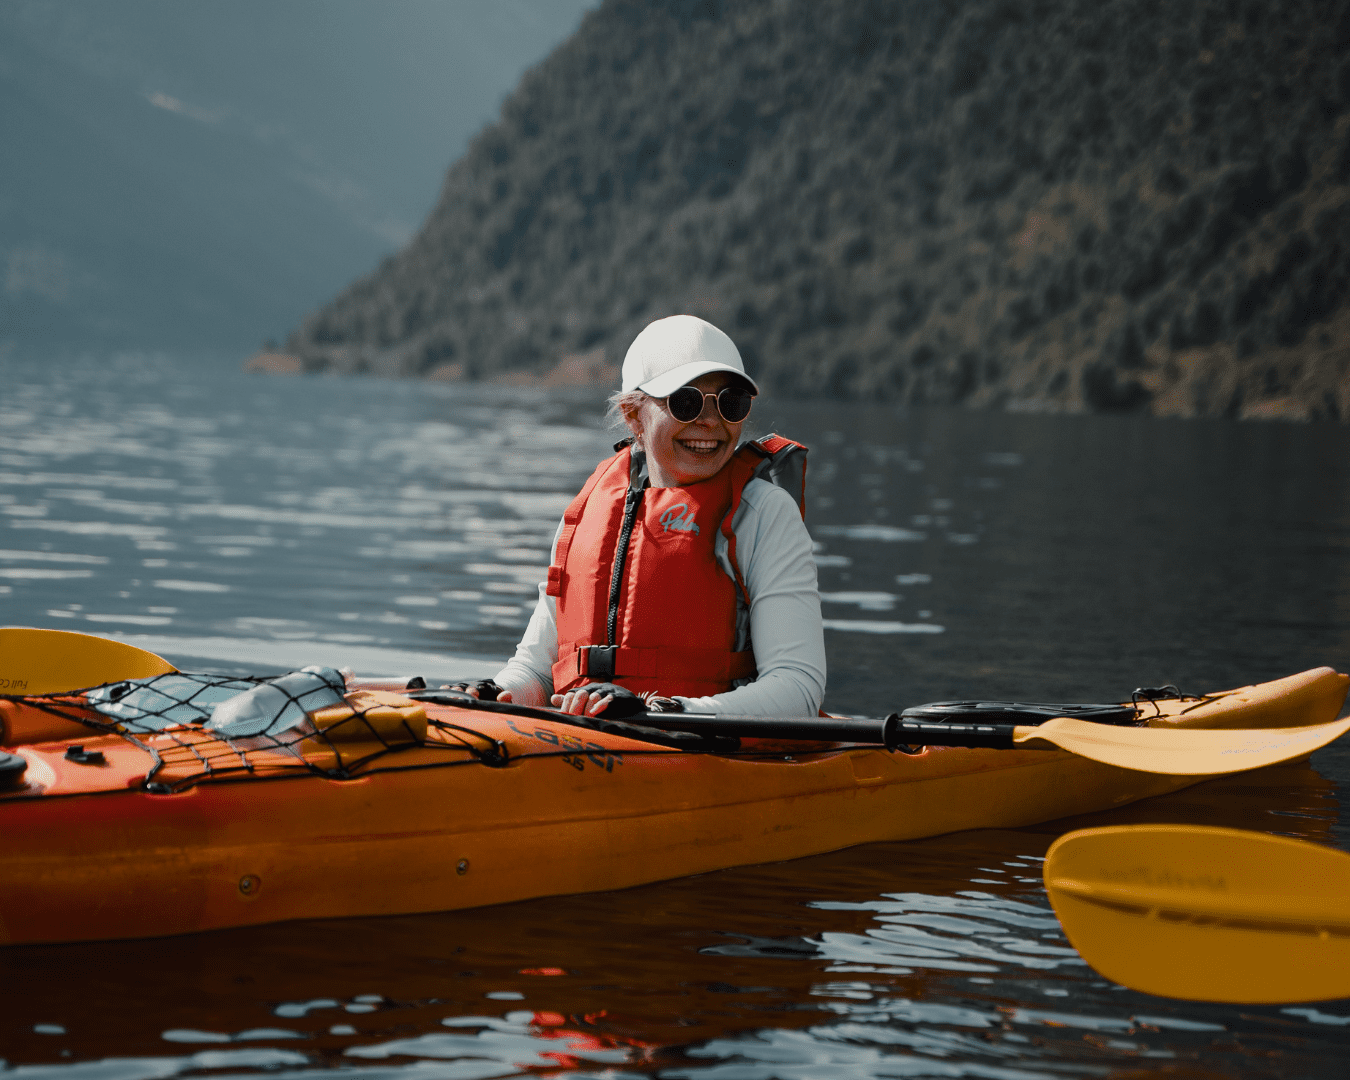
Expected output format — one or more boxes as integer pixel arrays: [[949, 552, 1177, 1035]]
[[1014, 715, 1350, 775], [1045, 825, 1350, 1003], [0, 627, 177, 695]]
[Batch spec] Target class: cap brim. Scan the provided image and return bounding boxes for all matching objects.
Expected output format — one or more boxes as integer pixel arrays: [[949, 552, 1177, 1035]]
[[637, 360, 759, 398]]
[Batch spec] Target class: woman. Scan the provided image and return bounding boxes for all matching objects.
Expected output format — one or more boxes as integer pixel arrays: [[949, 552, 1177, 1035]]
[[468, 315, 824, 719]]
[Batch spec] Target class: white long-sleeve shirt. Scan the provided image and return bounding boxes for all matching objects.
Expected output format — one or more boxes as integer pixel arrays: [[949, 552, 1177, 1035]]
[[493, 477, 826, 716]]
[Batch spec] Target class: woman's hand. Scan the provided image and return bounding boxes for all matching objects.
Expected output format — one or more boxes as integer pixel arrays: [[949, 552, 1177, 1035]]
[[439, 679, 512, 703], [551, 688, 613, 716], [549, 683, 657, 719]]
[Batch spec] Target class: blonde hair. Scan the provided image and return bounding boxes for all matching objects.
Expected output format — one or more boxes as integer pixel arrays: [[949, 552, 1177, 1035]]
[[605, 389, 648, 439]]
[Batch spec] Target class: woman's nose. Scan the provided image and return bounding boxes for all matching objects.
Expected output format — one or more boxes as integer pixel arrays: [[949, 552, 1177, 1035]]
[[694, 396, 719, 423]]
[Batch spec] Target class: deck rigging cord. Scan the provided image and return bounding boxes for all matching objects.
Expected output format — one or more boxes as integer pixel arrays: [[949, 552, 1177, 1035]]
[[1, 671, 779, 794]]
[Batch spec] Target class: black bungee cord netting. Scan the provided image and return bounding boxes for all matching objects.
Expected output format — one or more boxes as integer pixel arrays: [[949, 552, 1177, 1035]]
[[10, 668, 505, 792], [6, 668, 739, 794]]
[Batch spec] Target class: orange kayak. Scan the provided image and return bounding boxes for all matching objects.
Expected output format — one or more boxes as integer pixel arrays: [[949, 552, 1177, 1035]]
[[0, 666, 1344, 946]]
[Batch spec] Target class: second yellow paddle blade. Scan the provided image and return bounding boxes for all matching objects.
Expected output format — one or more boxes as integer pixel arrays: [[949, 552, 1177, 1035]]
[[1046, 825, 1350, 1003], [1015, 714, 1350, 775], [0, 627, 176, 696]]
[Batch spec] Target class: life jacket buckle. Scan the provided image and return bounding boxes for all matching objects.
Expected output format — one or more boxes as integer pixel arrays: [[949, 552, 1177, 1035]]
[[578, 645, 617, 681]]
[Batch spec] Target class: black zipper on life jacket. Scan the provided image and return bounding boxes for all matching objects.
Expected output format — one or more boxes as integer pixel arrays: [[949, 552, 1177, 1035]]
[[607, 485, 644, 646]]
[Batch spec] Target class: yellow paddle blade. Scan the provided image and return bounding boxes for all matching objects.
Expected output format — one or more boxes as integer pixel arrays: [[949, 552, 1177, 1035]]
[[1045, 825, 1350, 1003], [1014, 714, 1350, 775], [0, 627, 177, 695]]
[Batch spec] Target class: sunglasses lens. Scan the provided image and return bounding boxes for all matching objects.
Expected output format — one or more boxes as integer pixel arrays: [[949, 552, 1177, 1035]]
[[667, 387, 705, 422], [717, 387, 753, 422]]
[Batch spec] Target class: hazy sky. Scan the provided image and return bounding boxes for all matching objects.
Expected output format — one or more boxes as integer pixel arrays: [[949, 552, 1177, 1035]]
[[7, 0, 599, 240], [1, 0, 599, 351]]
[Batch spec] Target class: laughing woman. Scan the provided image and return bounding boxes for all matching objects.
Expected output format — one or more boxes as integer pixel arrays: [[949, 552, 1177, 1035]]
[[465, 315, 825, 719]]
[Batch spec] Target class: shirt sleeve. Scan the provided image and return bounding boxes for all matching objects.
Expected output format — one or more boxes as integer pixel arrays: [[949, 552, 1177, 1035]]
[[675, 480, 826, 717], [492, 520, 563, 707]]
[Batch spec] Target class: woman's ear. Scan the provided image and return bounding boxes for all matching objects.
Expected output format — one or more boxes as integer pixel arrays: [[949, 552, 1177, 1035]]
[[623, 400, 644, 445]]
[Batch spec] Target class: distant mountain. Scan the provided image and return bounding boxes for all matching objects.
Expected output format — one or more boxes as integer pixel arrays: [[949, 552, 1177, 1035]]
[[287, 0, 1350, 421], [0, 0, 595, 355]]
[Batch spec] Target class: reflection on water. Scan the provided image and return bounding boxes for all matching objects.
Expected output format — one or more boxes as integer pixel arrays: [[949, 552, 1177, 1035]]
[[2, 353, 1350, 1078]]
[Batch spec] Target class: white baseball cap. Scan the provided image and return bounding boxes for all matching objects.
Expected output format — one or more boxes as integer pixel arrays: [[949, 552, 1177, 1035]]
[[621, 315, 759, 397]]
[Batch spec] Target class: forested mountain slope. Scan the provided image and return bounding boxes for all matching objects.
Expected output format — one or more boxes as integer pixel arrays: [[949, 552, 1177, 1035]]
[[287, 0, 1350, 420]]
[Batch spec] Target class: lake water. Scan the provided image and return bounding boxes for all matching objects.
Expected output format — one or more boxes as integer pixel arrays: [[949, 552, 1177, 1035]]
[[3, 352, 1350, 1078]]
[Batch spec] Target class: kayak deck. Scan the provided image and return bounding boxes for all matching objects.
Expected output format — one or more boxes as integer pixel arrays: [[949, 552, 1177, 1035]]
[[0, 667, 1344, 945]]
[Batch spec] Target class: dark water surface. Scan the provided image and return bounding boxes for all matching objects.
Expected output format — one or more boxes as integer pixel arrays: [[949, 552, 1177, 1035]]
[[3, 353, 1350, 1078]]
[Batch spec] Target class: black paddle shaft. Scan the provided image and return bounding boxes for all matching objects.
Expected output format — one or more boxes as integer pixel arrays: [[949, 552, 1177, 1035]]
[[635, 712, 1017, 750], [411, 691, 1019, 751]]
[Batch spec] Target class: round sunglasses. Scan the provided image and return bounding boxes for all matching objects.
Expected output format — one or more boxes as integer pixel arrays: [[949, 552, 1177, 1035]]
[[664, 384, 755, 424]]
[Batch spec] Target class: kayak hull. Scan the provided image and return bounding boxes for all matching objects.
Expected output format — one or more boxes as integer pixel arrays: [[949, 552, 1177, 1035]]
[[0, 667, 1345, 945]]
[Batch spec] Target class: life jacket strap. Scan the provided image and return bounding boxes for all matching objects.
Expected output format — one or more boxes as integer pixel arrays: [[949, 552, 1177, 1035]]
[[720, 434, 810, 607], [553, 644, 757, 689], [744, 433, 809, 519]]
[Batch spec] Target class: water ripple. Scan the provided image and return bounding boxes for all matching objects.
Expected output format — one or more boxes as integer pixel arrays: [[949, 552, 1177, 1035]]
[[4, 353, 1350, 1080]]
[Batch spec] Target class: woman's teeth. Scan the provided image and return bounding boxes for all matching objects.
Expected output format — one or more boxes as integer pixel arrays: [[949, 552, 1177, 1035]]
[[679, 439, 719, 454]]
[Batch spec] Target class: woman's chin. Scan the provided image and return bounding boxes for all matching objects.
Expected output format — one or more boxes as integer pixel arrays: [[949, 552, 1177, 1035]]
[[667, 444, 729, 481]]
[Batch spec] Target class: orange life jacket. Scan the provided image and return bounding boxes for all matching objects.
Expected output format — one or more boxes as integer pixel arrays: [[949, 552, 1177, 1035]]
[[547, 434, 807, 698]]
